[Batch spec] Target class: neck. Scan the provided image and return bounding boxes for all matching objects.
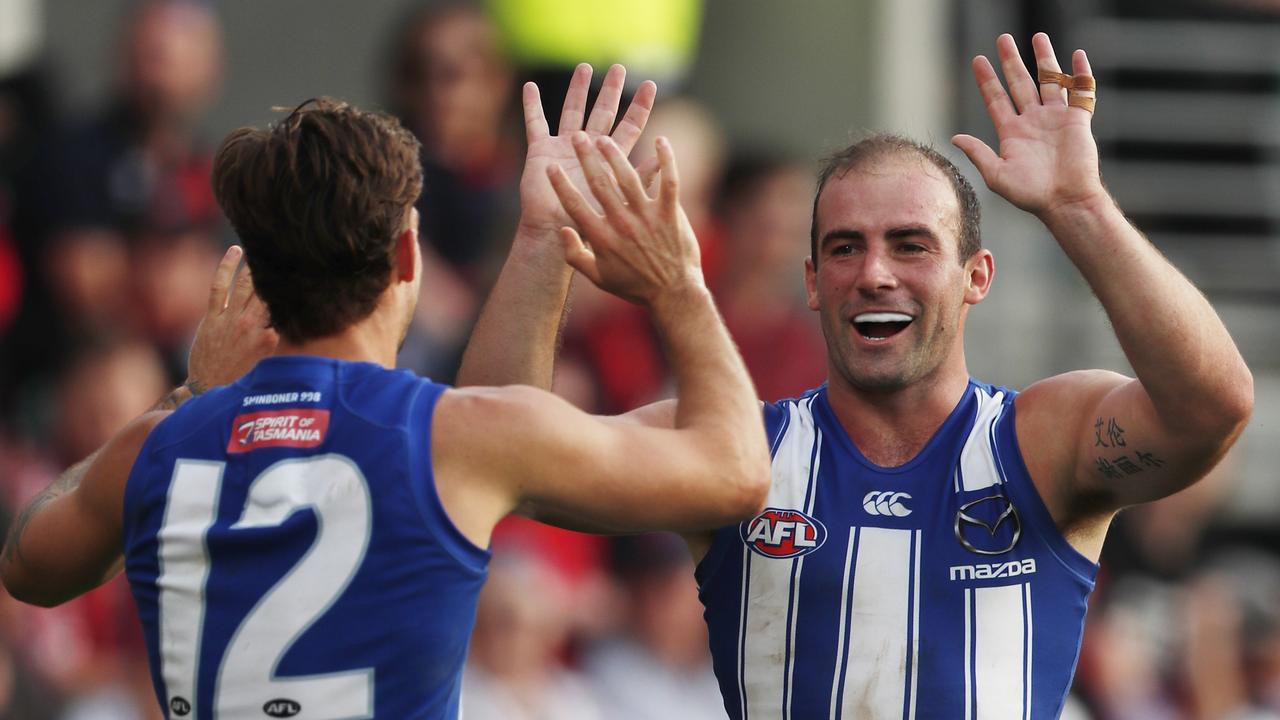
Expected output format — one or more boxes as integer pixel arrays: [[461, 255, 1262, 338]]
[[824, 356, 971, 467], [274, 314, 402, 369]]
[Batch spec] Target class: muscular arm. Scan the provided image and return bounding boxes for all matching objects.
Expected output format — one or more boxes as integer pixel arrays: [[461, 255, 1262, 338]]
[[1020, 197, 1251, 512], [955, 34, 1252, 533], [1, 412, 167, 606], [437, 135, 769, 543], [441, 287, 767, 536]]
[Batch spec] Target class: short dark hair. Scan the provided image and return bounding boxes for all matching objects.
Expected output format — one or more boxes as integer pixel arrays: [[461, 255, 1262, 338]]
[[809, 134, 981, 266], [212, 98, 423, 343]]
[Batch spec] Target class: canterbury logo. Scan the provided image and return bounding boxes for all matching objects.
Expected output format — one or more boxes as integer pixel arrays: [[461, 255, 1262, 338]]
[[862, 491, 912, 517]]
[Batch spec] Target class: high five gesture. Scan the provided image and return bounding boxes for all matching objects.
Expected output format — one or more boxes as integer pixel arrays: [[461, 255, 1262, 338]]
[[952, 33, 1103, 216], [517, 64, 658, 238]]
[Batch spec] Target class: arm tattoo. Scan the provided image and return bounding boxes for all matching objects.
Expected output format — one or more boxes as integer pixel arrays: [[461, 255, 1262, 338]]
[[1, 381, 201, 568], [1095, 450, 1164, 479], [150, 380, 205, 413], [1, 450, 101, 567]]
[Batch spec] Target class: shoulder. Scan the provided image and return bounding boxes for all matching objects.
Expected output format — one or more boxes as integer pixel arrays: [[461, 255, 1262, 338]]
[[1014, 370, 1131, 437]]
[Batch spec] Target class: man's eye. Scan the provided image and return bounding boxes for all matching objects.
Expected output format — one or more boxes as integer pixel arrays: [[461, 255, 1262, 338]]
[[831, 244, 853, 255], [900, 243, 926, 253]]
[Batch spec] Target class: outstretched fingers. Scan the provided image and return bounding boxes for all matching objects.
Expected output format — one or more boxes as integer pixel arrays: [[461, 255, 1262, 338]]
[[610, 80, 657, 155], [1073, 48, 1093, 77], [655, 137, 680, 216], [1032, 32, 1068, 106], [1071, 48, 1096, 115], [996, 33, 1040, 113], [585, 64, 626, 135], [547, 163, 609, 240], [228, 252, 262, 313], [522, 82, 550, 144], [207, 245, 243, 314], [972, 55, 1016, 131], [571, 133, 628, 218], [558, 64, 593, 134], [597, 137, 649, 208]]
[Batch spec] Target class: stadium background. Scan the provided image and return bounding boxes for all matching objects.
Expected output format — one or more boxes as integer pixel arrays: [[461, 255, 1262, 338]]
[[0, 0, 1276, 717]]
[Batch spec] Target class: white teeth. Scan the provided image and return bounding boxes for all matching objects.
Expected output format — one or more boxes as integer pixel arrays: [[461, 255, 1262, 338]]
[[853, 312, 913, 323]]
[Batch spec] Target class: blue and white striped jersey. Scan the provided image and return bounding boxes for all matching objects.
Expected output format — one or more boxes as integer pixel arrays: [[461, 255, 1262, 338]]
[[697, 380, 1098, 719], [123, 357, 489, 719]]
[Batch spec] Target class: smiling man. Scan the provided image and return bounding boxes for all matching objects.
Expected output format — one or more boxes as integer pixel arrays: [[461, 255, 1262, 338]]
[[460, 33, 1253, 719]]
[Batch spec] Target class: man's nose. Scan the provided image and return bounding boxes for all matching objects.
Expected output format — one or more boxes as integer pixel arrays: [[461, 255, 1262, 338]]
[[854, 246, 898, 293]]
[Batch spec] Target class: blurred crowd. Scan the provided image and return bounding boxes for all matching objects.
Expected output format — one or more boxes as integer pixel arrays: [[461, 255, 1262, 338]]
[[0, 2, 1275, 719]]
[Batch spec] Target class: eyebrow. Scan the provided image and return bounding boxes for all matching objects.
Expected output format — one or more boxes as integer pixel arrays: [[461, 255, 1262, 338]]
[[885, 225, 940, 242], [820, 225, 940, 249]]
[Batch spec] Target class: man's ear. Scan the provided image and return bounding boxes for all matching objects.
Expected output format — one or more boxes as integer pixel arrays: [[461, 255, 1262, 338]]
[[804, 256, 820, 311], [964, 249, 994, 305], [394, 226, 418, 284]]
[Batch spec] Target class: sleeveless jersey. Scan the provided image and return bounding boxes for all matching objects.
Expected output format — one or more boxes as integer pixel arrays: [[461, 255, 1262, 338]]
[[122, 356, 489, 720], [697, 380, 1098, 720]]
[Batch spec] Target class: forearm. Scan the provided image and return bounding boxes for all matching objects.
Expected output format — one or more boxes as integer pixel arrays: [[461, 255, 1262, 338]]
[[1040, 195, 1253, 431], [2, 384, 194, 603], [650, 283, 768, 473], [1, 451, 99, 574], [456, 229, 574, 389]]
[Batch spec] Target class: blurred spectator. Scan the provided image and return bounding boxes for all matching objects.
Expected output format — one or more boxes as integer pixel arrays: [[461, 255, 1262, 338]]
[[586, 534, 724, 720], [1182, 552, 1280, 719], [4, 0, 224, 429], [0, 337, 168, 719], [1076, 577, 1183, 720], [388, 1, 521, 381], [463, 553, 604, 720], [1100, 451, 1238, 581], [713, 152, 826, 401]]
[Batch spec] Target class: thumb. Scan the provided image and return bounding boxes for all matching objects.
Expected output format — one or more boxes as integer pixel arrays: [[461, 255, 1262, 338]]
[[951, 134, 1001, 184], [560, 227, 602, 286]]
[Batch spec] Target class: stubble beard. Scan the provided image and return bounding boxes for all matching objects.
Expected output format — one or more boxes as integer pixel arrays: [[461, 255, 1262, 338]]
[[824, 310, 953, 396]]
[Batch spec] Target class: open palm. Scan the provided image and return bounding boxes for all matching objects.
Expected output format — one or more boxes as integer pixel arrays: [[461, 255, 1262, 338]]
[[953, 33, 1106, 217], [518, 64, 657, 237]]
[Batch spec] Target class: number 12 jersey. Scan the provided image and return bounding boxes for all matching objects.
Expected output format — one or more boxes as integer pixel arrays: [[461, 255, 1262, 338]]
[[123, 357, 489, 719]]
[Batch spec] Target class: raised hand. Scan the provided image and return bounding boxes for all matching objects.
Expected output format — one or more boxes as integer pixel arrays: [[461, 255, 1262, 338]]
[[952, 33, 1106, 218], [186, 246, 278, 392], [547, 134, 700, 306], [518, 64, 658, 239]]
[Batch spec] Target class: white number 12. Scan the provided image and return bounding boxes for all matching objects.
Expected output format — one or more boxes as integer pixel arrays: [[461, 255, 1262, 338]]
[[155, 455, 374, 719]]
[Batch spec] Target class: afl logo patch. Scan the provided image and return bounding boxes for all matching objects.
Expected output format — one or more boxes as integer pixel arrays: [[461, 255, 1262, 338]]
[[741, 507, 827, 559], [263, 699, 301, 717]]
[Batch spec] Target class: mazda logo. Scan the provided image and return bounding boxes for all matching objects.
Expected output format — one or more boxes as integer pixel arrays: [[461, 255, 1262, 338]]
[[954, 495, 1021, 556]]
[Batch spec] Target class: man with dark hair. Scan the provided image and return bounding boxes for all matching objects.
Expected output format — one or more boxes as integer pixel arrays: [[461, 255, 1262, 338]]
[[0, 69, 773, 718], [462, 33, 1253, 718]]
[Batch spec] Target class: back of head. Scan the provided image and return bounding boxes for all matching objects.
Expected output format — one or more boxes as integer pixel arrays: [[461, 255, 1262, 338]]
[[212, 98, 423, 343], [809, 134, 982, 265]]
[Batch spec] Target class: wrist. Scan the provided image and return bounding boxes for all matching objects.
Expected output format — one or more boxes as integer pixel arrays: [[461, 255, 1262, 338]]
[[647, 276, 711, 318], [1036, 187, 1117, 229]]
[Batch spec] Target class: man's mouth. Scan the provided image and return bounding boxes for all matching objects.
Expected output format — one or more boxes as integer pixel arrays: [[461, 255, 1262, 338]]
[[852, 312, 914, 340]]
